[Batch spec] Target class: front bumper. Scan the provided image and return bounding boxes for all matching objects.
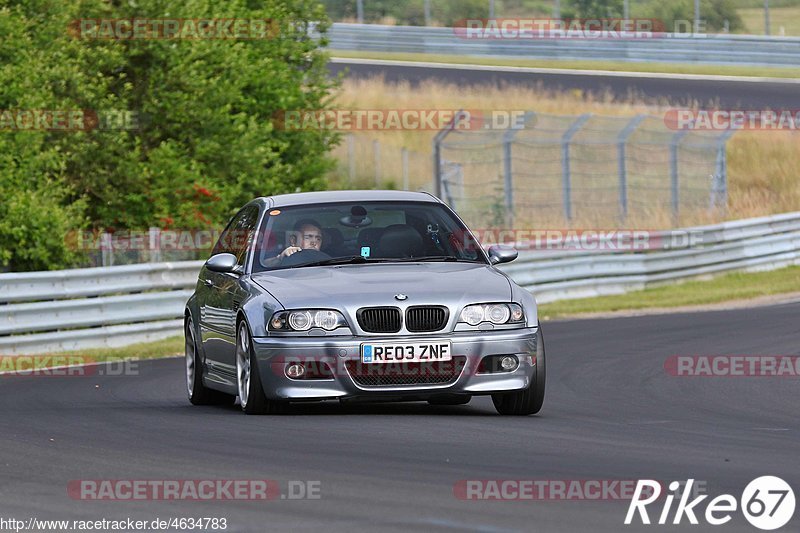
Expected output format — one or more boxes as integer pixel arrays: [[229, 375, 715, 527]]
[[251, 327, 538, 401]]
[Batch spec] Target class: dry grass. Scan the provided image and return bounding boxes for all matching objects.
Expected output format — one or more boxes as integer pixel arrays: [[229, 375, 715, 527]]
[[327, 77, 800, 229], [738, 6, 800, 36]]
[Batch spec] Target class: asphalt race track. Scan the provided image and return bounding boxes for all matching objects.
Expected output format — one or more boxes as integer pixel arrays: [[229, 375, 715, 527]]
[[1, 302, 798, 532], [329, 58, 800, 109]]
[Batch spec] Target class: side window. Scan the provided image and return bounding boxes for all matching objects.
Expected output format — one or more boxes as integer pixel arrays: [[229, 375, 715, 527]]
[[211, 205, 260, 266]]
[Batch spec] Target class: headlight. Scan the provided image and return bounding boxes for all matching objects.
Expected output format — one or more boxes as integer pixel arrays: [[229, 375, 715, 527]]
[[269, 309, 348, 332], [486, 304, 510, 324], [459, 303, 525, 326], [461, 305, 485, 326], [288, 310, 313, 330]]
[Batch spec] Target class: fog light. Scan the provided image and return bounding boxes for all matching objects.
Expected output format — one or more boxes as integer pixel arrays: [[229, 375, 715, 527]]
[[285, 363, 306, 379], [500, 356, 518, 371]]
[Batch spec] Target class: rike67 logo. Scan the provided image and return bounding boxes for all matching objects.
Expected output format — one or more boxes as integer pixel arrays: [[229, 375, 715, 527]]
[[625, 477, 795, 530]]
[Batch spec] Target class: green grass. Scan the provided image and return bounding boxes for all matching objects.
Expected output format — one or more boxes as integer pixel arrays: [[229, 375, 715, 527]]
[[1, 336, 184, 374], [331, 50, 800, 79], [69, 335, 184, 362], [738, 6, 800, 36], [0, 336, 183, 367], [539, 265, 800, 319]]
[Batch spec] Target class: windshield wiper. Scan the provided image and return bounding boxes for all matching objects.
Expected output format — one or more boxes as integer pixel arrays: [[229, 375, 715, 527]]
[[393, 255, 474, 262], [294, 256, 392, 267]]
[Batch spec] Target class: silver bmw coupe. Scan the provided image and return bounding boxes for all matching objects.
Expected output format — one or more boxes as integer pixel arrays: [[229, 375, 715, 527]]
[[184, 190, 545, 415]]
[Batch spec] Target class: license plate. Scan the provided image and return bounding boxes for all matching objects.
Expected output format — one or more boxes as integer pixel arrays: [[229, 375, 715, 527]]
[[361, 341, 452, 363]]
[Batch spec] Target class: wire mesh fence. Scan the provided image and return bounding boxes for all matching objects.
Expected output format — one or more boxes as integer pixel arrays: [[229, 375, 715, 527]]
[[81, 115, 734, 267], [434, 111, 734, 228], [328, 134, 435, 192]]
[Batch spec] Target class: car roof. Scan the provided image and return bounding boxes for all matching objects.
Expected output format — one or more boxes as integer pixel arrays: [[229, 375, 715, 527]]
[[256, 190, 442, 208]]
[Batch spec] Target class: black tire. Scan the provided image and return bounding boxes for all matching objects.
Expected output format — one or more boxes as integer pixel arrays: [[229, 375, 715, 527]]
[[185, 317, 236, 406], [236, 321, 289, 415], [492, 324, 546, 416], [428, 395, 471, 406]]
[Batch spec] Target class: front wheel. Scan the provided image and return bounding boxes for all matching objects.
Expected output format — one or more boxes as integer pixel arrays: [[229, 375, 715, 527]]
[[236, 321, 289, 415], [492, 324, 546, 416]]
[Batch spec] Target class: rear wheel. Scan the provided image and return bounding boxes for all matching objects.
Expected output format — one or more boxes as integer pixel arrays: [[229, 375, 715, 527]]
[[492, 325, 546, 416], [185, 317, 235, 406], [236, 321, 289, 415]]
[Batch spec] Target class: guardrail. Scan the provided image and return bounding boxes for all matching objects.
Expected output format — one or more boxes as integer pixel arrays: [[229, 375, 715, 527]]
[[1, 213, 799, 354], [328, 23, 800, 67], [0, 262, 202, 355]]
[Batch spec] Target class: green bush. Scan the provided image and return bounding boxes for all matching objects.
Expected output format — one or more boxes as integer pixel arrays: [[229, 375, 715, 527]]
[[321, 0, 488, 26], [0, 0, 339, 271], [322, 0, 744, 32], [646, 0, 744, 32]]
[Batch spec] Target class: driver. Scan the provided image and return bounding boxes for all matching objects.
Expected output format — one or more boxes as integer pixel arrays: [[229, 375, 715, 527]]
[[280, 219, 323, 257], [262, 219, 324, 268]]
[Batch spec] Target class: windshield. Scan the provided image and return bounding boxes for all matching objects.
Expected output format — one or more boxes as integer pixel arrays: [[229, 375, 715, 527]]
[[252, 200, 486, 272]]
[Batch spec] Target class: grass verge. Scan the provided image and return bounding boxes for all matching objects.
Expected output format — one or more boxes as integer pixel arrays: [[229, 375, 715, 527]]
[[331, 50, 800, 79], [71, 335, 185, 363], [0, 336, 184, 373], [739, 6, 800, 36], [539, 265, 800, 319]]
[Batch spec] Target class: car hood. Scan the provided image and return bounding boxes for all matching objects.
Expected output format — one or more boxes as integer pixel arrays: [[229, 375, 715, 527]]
[[251, 262, 512, 310]]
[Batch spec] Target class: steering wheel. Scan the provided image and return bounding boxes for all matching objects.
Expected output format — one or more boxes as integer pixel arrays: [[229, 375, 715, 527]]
[[279, 248, 331, 267]]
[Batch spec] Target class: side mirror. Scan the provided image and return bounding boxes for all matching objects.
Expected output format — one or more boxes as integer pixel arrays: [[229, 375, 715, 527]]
[[488, 245, 518, 265], [205, 253, 239, 273]]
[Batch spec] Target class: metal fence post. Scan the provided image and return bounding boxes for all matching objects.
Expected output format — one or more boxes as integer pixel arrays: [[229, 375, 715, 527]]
[[433, 139, 442, 198], [432, 109, 466, 201], [401, 147, 409, 190], [617, 115, 647, 221], [149, 227, 161, 263], [100, 232, 113, 267], [502, 112, 535, 227], [347, 134, 355, 186], [670, 130, 690, 219], [373, 140, 380, 188], [561, 114, 591, 221], [503, 138, 513, 223], [713, 130, 736, 210]]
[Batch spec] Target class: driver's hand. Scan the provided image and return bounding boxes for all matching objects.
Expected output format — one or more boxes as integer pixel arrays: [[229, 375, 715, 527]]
[[279, 246, 302, 258]]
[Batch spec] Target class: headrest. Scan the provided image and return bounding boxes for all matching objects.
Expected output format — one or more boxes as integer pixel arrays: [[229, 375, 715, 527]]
[[322, 227, 343, 247], [379, 224, 424, 258]]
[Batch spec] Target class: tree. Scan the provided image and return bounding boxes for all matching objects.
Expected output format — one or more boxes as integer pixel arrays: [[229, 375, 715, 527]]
[[0, 0, 339, 271], [566, 0, 624, 19]]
